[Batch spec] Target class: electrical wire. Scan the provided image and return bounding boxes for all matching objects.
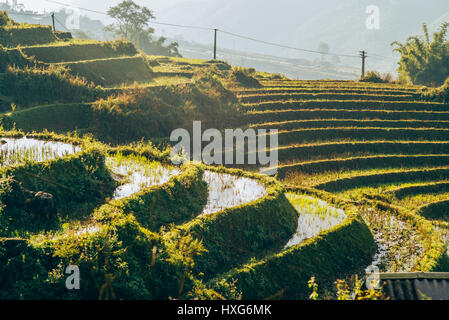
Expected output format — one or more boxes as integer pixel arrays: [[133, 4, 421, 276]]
[[43, 0, 364, 59], [218, 29, 360, 58]]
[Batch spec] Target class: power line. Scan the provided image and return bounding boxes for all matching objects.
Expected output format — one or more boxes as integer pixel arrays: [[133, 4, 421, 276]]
[[218, 29, 360, 59], [44, 0, 108, 16], [43, 0, 361, 58]]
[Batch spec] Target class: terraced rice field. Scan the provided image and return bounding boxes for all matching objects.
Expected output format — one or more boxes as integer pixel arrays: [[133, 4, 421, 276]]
[[2, 31, 449, 300], [233, 78, 449, 278]]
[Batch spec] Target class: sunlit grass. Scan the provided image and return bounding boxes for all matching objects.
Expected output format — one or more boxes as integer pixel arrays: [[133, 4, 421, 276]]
[[0, 137, 80, 166], [284, 193, 346, 248]]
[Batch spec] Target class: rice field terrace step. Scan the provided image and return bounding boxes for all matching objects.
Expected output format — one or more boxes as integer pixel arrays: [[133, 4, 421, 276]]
[[273, 155, 449, 179], [211, 190, 376, 300], [250, 119, 449, 131], [389, 181, 449, 199], [259, 85, 423, 93], [272, 141, 449, 163], [19, 40, 138, 63], [236, 88, 422, 96], [55, 55, 153, 87], [152, 71, 194, 78], [269, 127, 449, 145], [416, 199, 449, 221], [313, 167, 449, 192], [238, 93, 418, 104], [241, 100, 447, 112], [245, 109, 449, 123], [259, 80, 423, 89]]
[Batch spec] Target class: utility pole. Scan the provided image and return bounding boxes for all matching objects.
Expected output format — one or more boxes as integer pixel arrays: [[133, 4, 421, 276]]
[[360, 50, 367, 78], [213, 29, 217, 60], [51, 12, 56, 32]]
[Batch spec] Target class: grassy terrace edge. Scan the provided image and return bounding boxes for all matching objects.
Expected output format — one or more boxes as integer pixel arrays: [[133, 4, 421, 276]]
[[164, 164, 298, 281], [211, 187, 376, 300]]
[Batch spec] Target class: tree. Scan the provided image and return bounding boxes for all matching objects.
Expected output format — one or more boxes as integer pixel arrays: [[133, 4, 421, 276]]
[[317, 42, 330, 62], [392, 23, 449, 86], [105, 0, 181, 57], [0, 11, 17, 27]]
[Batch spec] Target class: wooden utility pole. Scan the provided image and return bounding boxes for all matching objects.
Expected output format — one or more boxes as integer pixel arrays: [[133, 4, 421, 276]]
[[213, 29, 217, 60], [51, 12, 56, 31], [360, 50, 367, 78]]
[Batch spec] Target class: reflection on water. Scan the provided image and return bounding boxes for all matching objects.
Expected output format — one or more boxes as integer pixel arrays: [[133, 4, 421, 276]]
[[0, 137, 80, 166], [106, 155, 180, 200], [285, 193, 346, 249], [201, 171, 267, 215]]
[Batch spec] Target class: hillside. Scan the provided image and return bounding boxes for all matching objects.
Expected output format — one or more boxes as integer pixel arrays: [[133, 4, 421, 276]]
[[1, 16, 449, 301]]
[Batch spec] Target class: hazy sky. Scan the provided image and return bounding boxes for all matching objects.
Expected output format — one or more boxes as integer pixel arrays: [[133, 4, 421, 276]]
[[8, 0, 187, 16]]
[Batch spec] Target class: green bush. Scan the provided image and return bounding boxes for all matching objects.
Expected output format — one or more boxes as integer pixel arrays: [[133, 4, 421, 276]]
[[0, 214, 187, 300], [422, 76, 449, 103], [2, 146, 117, 223], [0, 11, 17, 27], [392, 23, 449, 86], [0, 46, 35, 72], [360, 71, 387, 83], [90, 73, 240, 143], [230, 67, 262, 88], [0, 66, 102, 109]]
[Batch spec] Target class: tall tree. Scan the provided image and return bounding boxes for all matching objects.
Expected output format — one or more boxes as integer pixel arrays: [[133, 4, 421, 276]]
[[105, 0, 181, 57], [392, 23, 449, 86]]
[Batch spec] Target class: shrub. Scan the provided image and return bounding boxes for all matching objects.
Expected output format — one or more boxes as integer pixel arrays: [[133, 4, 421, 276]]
[[0, 11, 17, 27], [0, 215, 187, 300], [0, 65, 101, 109], [392, 23, 449, 86], [90, 73, 240, 143], [360, 71, 387, 83], [0, 46, 36, 72], [229, 67, 262, 88], [422, 76, 449, 102], [0, 146, 117, 236]]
